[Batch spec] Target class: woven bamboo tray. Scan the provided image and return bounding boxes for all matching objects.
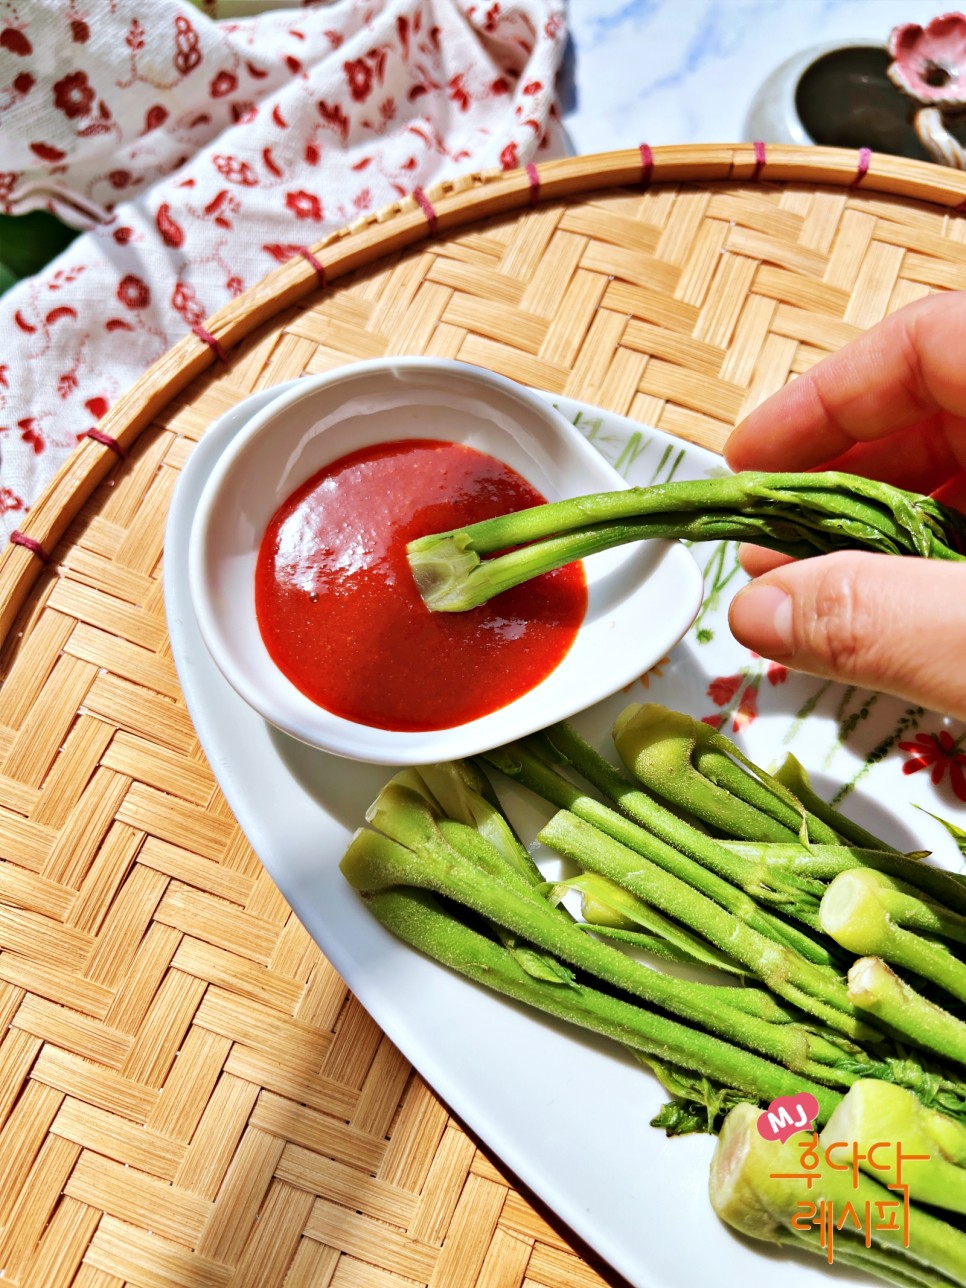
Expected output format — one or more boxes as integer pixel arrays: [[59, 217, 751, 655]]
[[2, 143, 966, 1288]]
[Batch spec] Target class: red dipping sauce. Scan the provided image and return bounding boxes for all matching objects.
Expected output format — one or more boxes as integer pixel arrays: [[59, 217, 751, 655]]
[[254, 438, 587, 732]]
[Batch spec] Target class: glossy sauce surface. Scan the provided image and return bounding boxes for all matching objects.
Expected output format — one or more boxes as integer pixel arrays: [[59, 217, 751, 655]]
[[254, 438, 587, 731]]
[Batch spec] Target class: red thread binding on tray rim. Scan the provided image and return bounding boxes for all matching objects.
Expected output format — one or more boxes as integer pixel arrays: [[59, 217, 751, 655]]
[[191, 324, 228, 363], [526, 162, 540, 207], [297, 246, 327, 286], [10, 530, 51, 563], [751, 140, 766, 180], [640, 142, 654, 189], [84, 428, 128, 460], [412, 186, 438, 235], [851, 146, 871, 187]]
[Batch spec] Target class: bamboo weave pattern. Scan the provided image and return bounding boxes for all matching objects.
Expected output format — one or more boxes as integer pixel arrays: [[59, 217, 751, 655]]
[[1, 146, 966, 1287]]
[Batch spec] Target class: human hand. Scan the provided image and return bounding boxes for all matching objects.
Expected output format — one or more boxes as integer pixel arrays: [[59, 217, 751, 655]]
[[724, 292, 966, 721]]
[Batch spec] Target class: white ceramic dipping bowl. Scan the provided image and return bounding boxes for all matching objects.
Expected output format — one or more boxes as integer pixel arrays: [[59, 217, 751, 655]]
[[188, 357, 703, 764]]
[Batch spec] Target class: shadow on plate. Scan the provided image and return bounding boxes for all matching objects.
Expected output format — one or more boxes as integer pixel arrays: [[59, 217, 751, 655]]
[[268, 722, 397, 832]]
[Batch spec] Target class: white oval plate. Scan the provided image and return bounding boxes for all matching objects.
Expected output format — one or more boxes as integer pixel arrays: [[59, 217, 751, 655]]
[[187, 358, 703, 764], [165, 383, 964, 1288]]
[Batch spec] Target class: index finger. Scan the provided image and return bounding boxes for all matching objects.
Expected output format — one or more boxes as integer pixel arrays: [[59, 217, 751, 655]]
[[724, 291, 966, 474]]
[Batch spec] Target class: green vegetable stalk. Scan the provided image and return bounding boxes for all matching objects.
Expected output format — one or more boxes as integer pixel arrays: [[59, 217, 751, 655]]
[[346, 773, 856, 1081], [538, 808, 871, 1039], [484, 737, 835, 960], [846, 957, 966, 1067], [498, 723, 832, 917], [547, 871, 751, 978], [612, 703, 836, 845], [341, 711, 966, 1139], [820, 869, 966, 1003], [823, 1080, 966, 1217], [776, 753, 919, 854], [611, 705, 966, 917], [528, 710, 966, 918], [352, 881, 840, 1122], [710, 1100, 966, 1287], [406, 471, 966, 612]]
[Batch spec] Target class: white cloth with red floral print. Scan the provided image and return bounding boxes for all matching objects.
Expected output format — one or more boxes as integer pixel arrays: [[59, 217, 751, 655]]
[[0, 0, 567, 537]]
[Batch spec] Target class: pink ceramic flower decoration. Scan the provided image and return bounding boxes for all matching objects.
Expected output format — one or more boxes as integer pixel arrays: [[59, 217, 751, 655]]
[[888, 12, 966, 106]]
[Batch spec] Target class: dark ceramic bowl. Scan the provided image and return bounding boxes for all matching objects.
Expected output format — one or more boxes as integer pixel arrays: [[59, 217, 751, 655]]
[[746, 39, 966, 160]]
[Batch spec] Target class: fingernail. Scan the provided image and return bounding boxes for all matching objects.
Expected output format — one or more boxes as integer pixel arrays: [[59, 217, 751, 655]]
[[730, 583, 794, 656]]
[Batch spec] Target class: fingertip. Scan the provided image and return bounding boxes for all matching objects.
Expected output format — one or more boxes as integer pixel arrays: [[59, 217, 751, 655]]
[[728, 553, 966, 721], [729, 581, 794, 658], [737, 544, 795, 577], [723, 416, 769, 472]]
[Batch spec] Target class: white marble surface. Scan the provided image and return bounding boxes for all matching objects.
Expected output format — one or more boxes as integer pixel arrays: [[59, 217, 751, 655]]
[[561, 0, 950, 155]]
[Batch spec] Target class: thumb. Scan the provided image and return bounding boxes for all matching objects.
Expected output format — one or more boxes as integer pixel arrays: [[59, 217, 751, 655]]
[[728, 551, 966, 721]]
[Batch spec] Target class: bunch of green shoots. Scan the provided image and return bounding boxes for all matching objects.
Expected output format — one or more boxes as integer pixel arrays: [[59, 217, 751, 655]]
[[341, 704, 966, 1141], [405, 471, 966, 611], [340, 756, 843, 1132]]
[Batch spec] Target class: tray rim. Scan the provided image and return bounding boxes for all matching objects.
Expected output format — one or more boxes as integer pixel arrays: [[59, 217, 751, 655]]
[[3, 139, 966, 647]]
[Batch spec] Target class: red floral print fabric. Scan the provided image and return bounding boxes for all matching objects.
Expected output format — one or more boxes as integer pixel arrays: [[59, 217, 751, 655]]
[[0, 0, 567, 534]]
